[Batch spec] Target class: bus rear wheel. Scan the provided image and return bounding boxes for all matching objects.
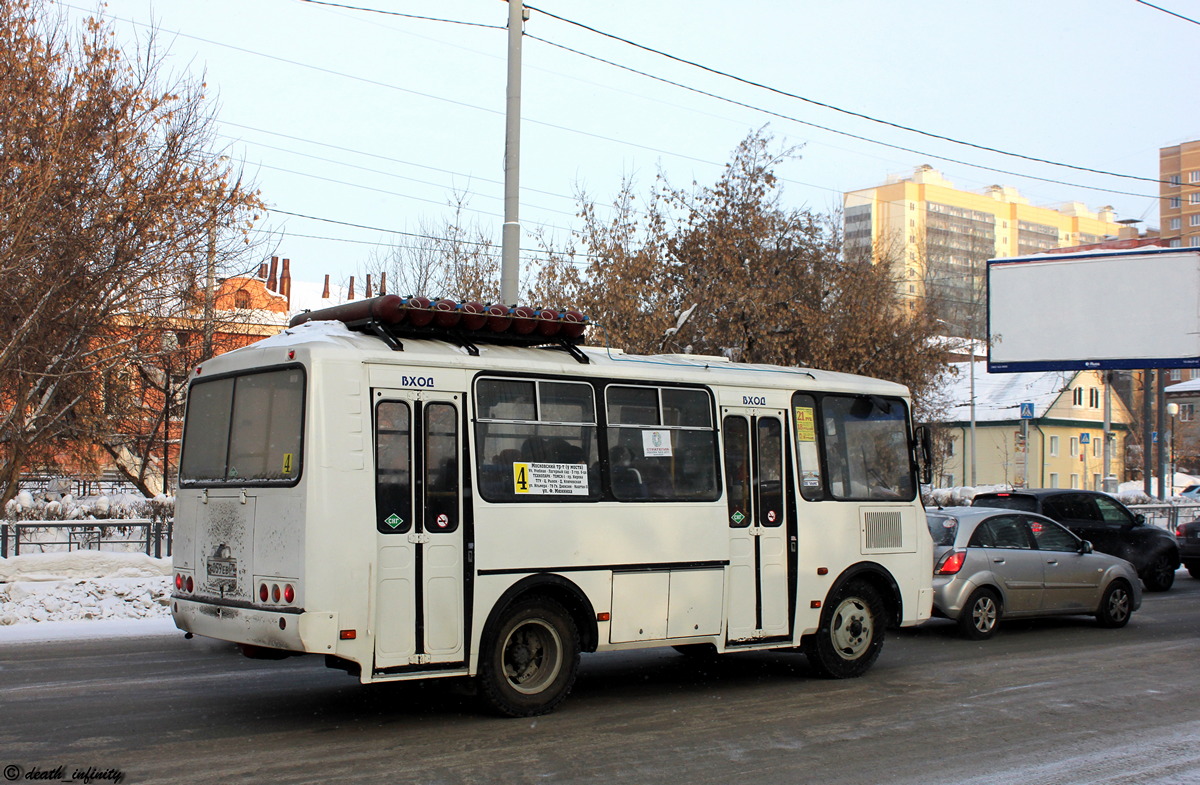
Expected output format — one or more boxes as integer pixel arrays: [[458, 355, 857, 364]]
[[803, 580, 885, 679], [478, 597, 580, 717]]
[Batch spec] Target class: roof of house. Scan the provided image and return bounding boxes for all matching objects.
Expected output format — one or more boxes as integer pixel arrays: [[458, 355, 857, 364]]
[[942, 361, 1074, 423], [1166, 378, 1200, 396]]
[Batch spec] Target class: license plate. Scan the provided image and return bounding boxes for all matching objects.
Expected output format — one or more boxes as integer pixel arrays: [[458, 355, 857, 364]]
[[207, 557, 237, 579]]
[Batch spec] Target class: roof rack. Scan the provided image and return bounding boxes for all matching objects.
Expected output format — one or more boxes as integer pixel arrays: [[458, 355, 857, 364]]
[[289, 295, 592, 364]]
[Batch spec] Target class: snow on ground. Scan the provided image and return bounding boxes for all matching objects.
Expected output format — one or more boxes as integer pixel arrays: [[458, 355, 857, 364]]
[[0, 551, 173, 637]]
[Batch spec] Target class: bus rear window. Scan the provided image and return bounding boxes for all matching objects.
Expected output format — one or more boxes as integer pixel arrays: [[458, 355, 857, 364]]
[[180, 367, 306, 485]]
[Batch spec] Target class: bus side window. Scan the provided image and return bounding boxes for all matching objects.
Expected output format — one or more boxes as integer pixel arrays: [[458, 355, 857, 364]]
[[375, 401, 412, 534], [605, 385, 719, 503], [474, 378, 600, 502], [424, 403, 458, 532], [724, 416, 751, 527], [791, 394, 823, 501]]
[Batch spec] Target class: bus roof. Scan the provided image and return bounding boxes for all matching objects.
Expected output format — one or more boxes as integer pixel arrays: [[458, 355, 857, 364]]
[[201, 319, 910, 397]]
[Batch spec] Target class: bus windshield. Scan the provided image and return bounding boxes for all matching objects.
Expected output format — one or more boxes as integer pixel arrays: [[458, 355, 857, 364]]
[[179, 367, 306, 485]]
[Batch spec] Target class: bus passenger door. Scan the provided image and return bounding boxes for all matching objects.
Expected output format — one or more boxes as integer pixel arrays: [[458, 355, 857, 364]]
[[372, 390, 466, 671], [723, 408, 790, 643]]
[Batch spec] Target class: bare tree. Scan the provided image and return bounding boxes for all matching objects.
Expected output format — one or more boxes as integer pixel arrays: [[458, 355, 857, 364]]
[[0, 2, 264, 503], [364, 194, 500, 302], [530, 129, 949, 409]]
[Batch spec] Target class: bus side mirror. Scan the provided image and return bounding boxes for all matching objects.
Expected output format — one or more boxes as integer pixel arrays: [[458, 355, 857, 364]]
[[914, 424, 933, 486]]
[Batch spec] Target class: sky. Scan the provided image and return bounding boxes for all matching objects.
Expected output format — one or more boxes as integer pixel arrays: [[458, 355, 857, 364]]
[[56, 0, 1200, 299]]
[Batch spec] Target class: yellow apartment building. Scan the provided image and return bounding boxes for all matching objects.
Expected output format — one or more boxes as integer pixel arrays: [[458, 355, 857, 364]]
[[844, 165, 1128, 336], [1160, 139, 1200, 249]]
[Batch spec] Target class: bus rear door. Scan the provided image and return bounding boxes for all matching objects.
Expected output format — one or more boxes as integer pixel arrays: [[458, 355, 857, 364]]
[[372, 390, 466, 671]]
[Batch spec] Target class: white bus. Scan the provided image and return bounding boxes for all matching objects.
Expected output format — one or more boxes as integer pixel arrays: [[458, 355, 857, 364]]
[[171, 296, 934, 716]]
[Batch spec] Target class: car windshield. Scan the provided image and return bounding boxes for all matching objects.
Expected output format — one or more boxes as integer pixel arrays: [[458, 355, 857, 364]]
[[974, 494, 1037, 512], [925, 513, 959, 546]]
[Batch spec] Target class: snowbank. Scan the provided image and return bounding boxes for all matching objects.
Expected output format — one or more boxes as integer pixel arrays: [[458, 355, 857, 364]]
[[0, 551, 172, 629], [0, 550, 170, 582]]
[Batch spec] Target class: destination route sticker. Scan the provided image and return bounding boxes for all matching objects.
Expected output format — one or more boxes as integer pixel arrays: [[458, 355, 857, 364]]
[[513, 462, 590, 495]]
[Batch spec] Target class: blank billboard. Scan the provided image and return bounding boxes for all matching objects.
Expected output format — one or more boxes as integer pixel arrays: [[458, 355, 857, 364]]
[[987, 248, 1200, 372]]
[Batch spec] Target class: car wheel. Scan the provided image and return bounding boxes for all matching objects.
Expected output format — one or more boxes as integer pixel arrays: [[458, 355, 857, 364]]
[[1140, 554, 1176, 592], [477, 597, 580, 717], [1096, 580, 1133, 628], [956, 588, 1001, 640], [1186, 561, 1200, 580], [803, 580, 885, 679]]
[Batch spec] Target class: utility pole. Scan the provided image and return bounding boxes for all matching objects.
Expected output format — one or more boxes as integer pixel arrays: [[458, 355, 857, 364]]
[[1102, 371, 1114, 492], [500, 1, 527, 305]]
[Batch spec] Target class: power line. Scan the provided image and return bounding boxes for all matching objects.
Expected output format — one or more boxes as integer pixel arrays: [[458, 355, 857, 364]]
[[525, 33, 1158, 201], [84, 2, 1158, 207], [1134, 0, 1200, 25], [292, 0, 504, 29], [270, 208, 593, 263], [525, 3, 1167, 188]]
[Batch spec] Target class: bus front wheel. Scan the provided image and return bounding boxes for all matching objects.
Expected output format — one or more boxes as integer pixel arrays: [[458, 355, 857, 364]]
[[803, 580, 885, 679], [478, 597, 580, 717]]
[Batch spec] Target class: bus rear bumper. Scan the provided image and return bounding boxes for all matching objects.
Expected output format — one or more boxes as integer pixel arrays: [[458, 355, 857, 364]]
[[172, 597, 338, 655]]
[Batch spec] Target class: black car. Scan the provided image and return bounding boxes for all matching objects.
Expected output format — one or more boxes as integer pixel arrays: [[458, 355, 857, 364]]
[[1175, 517, 1200, 579], [972, 489, 1180, 592]]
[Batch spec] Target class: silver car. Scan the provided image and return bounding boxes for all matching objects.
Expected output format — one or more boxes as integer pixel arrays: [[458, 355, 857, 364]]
[[927, 506, 1142, 639]]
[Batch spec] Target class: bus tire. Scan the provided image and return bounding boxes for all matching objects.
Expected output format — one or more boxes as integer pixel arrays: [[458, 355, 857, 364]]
[[478, 597, 580, 717], [803, 580, 885, 679]]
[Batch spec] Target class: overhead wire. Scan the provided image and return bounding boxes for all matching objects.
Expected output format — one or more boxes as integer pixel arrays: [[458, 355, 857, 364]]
[[525, 3, 1167, 187], [70, 2, 1160, 269], [1133, 0, 1200, 26]]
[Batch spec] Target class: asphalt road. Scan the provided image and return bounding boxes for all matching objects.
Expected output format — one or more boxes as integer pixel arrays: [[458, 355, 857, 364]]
[[2, 575, 1199, 785]]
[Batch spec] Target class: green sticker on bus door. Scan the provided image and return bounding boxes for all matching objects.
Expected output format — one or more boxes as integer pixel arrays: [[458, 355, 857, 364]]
[[384, 514, 404, 529]]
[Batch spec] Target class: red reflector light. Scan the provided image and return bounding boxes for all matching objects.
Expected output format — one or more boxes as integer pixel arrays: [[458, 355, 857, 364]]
[[339, 630, 357, 640], [811, 600, 822, 609], [935, 550, 967, 575], [259, 583, 269, 602], [283, 584, 295, 604], [185, 576, 194, 593], [596, 612, 611, 622]]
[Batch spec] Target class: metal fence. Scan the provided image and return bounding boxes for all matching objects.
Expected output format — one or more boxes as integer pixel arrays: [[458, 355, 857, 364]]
[[1128, 503, 1200, 533], [1, 518, 173, 559]]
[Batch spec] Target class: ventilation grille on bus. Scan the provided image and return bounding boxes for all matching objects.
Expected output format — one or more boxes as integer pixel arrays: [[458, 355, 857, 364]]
[[861, 509, 905, 552]]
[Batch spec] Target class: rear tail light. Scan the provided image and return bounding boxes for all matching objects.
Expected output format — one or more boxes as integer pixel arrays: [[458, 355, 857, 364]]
[[283, 584, 295, 604], [935, 550, 967, 575], [185, 576, 193, 593], [272, 584, 281, 603], [175, 573, 183, 590], [259, 583, 269, 603]]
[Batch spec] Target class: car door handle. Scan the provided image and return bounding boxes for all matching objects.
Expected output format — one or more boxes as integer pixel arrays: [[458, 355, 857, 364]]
[[1046, 560, 1058, 566], [992, 558, 1006, 564]]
